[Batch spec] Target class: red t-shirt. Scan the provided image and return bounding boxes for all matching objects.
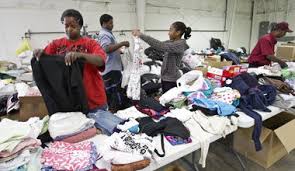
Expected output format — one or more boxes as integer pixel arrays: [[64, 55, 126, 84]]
[[44, 37, 107, 110], [248, 33, 277, 66]]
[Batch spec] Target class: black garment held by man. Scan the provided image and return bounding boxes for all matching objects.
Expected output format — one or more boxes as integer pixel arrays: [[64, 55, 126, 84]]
[[31, 54, 88, 115]]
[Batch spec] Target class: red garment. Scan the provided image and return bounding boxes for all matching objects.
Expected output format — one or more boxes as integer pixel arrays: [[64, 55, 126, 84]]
[[134, 105, 169, 119], [248, 33, 277, 66], [61, 127, 97, 143], [44, 37, 107, 110]]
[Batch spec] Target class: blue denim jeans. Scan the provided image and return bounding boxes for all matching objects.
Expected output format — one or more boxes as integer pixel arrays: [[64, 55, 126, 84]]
[[87, 105, 124, 135]]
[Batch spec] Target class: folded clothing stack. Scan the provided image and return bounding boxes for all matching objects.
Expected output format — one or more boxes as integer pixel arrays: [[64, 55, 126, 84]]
[[0, 118, 44, 171], [41, 141, 98, 171], [100, 131, 152, 171], [48, 112, 97, 143]]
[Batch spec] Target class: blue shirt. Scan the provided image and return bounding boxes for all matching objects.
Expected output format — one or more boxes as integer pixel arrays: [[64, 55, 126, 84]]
[[97, 28, 122, 75]]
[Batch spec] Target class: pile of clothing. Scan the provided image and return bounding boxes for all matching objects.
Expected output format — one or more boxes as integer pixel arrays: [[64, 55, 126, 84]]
[[154, 71, 240, 167], [166, 108, 237, 167], [0, 83, 19, 117], [0, 117, 47, 171], [41, 141, 99, 171], [0, 81, 43, 118], [220, 52, 240, 65], [182, 48, 204, 69], [134, 95, 170, 119], [142, 60, 162, 76], [113, 69, 242, 167], [0, 61, 18, 88], [100, 131, 152, 171], [227, 72, 277, 151], [247, 63, 295, 110], [0, 93, 18, 116], [48, 112, 97, 143], [141, 73, 161, 96], [247, 65, 282, 77], [0, 61, 17, 73], [114, 104, 238, 168], [137, 116, 191, 146], [282, 62, 295, 90], [159, 70, 239, 117]]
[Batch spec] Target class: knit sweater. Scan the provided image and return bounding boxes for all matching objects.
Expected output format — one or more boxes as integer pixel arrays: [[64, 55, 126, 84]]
[[139, 34, 189, 82]]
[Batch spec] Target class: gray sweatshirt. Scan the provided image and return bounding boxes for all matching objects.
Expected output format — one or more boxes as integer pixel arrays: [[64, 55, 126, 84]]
[[139, 34, 189, 82]]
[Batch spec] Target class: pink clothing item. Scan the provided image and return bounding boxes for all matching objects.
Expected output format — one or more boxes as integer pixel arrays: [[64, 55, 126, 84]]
[[211, 88, 240, 105], [90, 165, 108, 171], [0, 153, 19, 163], [42, 141, 96, 171], [0, 138, 41, 158], [61, 127, 97, 143], [25, 87, 42, 96]]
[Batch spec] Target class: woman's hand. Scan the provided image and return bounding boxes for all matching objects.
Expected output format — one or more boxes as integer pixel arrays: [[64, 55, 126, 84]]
[[33, 49, 44, 60], [65, 52, 81, 66]]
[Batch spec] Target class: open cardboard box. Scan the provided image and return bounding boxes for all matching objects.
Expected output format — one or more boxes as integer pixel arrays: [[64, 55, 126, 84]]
[[19, 96, 48, 121], [281, 43, 295, 46], [195, 60, 232, 76], [276, 45, 295, 61], [234, 112, 295, 168]]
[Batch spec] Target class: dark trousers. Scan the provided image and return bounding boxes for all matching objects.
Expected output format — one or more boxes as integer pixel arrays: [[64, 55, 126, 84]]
[[249, 63, 263, 68], [161, 80, 177, 93], [103, 71, 127, 112]]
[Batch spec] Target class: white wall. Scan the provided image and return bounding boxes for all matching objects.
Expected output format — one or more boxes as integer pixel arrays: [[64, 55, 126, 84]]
[[145, 0, 252, 51], [0, 0, 137, 64], [250, 0, 295, 50], [0, 0, 252, 64]]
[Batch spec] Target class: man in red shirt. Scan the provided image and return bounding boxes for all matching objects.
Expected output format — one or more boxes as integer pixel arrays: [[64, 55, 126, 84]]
[[248, 22, 293, 68], [33, 9, 123, 135]]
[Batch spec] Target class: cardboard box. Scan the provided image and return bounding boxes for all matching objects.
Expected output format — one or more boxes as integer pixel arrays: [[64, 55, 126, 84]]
[[196, 61, 232, 76], [276, 46, 295, 60], [234, 112, 295, 168], [206, 64, 247, 86], [206, 55, 221, 62], [281, 43, 295, 46], [208, 61, 232, 68], [19, 96, 48, 121], [195, 66, 208, 76]]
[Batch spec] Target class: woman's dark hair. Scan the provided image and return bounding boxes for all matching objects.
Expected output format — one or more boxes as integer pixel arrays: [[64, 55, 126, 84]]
[[61, 9, 83, 27], [172, 21, 192, 39], [100, 14, 113, 26]]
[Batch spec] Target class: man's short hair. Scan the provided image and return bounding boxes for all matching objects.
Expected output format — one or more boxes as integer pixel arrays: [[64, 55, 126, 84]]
[[100, 14, 113, 26], [61, 9, 83, 27]]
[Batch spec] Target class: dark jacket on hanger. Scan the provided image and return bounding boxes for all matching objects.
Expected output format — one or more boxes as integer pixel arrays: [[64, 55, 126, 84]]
[[31, 54, 88, 115]]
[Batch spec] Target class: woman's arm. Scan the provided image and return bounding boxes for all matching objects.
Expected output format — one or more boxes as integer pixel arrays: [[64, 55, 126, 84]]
[[139, 34, 186, 53], [132, 30, 186, 53]]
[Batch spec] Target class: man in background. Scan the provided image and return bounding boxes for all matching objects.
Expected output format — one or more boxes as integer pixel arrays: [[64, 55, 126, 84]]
[[248, 22, 293, 68], [98, 14, 130, 112]]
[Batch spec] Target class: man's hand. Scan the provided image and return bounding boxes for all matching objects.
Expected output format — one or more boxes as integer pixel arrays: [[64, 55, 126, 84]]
[[33, 49, 44, 60], [65, 52, 81, 66], [120, 41, 130, 47], [279, 60, 288, 68]]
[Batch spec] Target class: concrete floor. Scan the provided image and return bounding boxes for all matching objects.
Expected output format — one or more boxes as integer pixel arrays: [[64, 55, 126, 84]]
[[157, 138, 295, 171]]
